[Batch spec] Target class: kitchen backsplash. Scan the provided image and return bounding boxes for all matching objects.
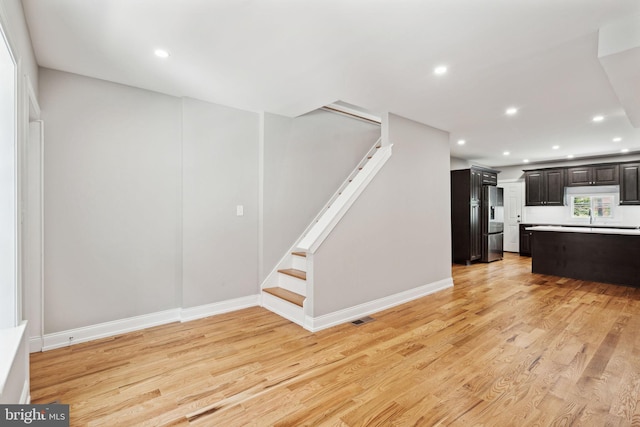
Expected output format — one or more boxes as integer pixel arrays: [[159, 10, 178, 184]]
[[524, 205, 640, 226]]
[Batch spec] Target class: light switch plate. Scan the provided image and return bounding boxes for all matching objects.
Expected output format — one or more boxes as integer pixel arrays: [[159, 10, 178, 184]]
[[236, 205, 244, 216]]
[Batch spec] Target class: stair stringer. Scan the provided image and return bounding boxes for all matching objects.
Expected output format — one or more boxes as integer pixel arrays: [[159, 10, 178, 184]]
[[260, 140, 393, 329], [297, 144, 392, 254], [260, 138, 384, 294]]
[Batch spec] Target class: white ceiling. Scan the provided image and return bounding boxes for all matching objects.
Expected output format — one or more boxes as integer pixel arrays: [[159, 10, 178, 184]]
[[21, 0, 640, 167]]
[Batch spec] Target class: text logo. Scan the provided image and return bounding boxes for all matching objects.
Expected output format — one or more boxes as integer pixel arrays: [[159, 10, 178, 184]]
[[1, 404, 69, 426]]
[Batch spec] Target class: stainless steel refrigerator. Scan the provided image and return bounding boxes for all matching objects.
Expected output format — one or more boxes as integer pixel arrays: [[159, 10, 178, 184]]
[[481, 186, 504, 262]]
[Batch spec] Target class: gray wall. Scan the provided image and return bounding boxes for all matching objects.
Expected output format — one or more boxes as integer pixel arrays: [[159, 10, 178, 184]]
[[39, 69, 381, 332], [450, 156, 492, 171], [40, 69, 182, 332], [313, 114, 451, 316], [182, 98, 259, 307], [261, 110, 380, 280], [450, 156, 472, 170]]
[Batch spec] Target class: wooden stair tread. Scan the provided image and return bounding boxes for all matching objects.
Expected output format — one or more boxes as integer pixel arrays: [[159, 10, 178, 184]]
[[291, 251, 306, 258], [263, 287, 305, 307], [278, 268, 306, 280]]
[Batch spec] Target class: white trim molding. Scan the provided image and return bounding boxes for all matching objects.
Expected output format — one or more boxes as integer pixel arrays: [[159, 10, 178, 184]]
[[180, 295, 260, 322], [298, 144, 392, 253], [42, 309, 181, 351], [29, 337, 42, 353], [35, 279, 453, 352], [40, 295, 262, 352], [19, 379, 29, 404], [322, 103, 382, 125], [304, 277, 453, 332]]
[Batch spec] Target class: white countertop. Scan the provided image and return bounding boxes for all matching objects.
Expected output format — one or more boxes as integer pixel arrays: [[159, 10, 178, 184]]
[[526, 225, 640, 235]]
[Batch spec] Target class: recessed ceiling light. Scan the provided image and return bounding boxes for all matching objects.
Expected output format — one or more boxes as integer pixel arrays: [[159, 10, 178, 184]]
[[505, 107, 518, 116], [621, 148, 630, 153], [567, 154, 574, 159], [592, 115, 604, 122], [434, 65, 448, 75], [457, 139, 466, 145], [523, 159, 530, 163], [154, 49, 170, 58], [552, 145, 560, 150], [503, 151, 510, 156], [613, 137, 622, 142]]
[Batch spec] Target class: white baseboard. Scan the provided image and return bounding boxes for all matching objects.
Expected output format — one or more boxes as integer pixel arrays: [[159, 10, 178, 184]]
[[305, 277, 453, 332], [37, 278, 452, 352], [42, 309, 181, 351], [40, 295, 262, 352], [180, 295, 260, 322], [20, 380, 30, 404], [29, 337, 43, 354]]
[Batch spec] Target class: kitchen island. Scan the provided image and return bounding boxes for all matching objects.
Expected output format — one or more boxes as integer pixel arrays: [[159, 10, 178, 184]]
[[527, 226, 640, 287]]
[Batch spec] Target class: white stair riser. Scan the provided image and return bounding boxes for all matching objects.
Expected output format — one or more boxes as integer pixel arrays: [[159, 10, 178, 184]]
[[278, 274, 306, 297], [291, 255, 307, 271], [262, 292, 305, 326]]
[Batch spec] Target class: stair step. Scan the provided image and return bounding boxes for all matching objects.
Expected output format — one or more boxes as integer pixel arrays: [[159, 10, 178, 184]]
[[263, 287, 305, 307], [291, 252, 307, 270], [278, 268, 306, 280]]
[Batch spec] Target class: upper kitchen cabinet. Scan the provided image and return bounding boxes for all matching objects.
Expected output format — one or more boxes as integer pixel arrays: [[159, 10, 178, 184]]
[[480, 170, 498, 185], [620, 163, 640, 205], [566, 164, 619, 187], [524, 168, 565, 206]]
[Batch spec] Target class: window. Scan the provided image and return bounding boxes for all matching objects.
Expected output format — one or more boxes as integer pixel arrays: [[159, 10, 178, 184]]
[[571, 194, 615, 219]]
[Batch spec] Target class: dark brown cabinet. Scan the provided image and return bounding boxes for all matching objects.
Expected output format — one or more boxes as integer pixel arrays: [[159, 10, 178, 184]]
[[524, 168, 564, 206], [620, 163, 640, 205], [566, 164, 619, 186], [531, 230, 640, 287], [451, 167, 499, 264], [480, 170, 498, 185], [519, 224, 534, 256]]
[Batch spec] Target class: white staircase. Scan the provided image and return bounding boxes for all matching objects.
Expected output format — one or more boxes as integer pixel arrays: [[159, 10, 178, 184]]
[[261, 138, 392, 329], [262, 252, 308, 326]]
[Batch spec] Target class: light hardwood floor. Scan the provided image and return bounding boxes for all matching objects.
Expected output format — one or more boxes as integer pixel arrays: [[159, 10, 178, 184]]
[[30, 253, 640, 426]]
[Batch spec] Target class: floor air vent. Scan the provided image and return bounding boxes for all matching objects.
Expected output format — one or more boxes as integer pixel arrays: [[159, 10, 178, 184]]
[[352, 316, 375, 325]]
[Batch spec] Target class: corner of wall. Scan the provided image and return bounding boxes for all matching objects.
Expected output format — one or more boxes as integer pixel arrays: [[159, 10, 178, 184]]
[[311, 112, 451, 317]]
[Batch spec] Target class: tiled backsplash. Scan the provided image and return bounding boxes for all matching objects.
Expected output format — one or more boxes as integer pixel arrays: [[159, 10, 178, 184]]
[[524, 205, 640, 227]]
